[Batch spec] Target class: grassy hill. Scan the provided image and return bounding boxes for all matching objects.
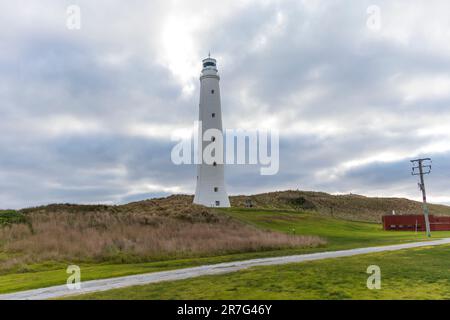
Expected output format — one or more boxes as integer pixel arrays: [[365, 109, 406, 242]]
[[230, 190, 450, 222], [1, 191, 450, 295], [0, 196, 322, 275], [8, 190, 450, 223]]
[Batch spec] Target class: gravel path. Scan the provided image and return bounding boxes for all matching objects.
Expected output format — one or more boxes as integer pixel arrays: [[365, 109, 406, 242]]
[[2, 238, 450, 300]]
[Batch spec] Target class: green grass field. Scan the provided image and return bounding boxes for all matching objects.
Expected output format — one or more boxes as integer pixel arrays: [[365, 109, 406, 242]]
[[1, 208, 449, 295], [69, 244, 450, 300], [222, 208, 450, 250]]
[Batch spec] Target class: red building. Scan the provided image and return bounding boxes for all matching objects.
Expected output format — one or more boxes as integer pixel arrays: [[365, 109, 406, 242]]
[[382, 214, 450, 231]]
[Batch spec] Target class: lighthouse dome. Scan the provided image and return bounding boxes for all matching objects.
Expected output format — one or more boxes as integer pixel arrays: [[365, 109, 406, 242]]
[[201, 57, 219, 79], [202, 57, 217, 70]]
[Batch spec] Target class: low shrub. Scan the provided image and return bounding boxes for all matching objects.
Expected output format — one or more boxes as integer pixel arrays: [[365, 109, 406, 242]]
[[0, 210, 27, 226]]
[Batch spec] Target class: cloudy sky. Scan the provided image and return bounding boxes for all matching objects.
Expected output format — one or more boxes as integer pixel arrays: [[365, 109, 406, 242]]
[[1, 0, 450, 209]]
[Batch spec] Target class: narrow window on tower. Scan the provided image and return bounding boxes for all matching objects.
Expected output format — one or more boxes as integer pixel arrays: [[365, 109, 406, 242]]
[[211, 136, 216, 142], [213, 162, 217, 166], [212, 113, 215, 118], [214, 187, 218, 192], [211, 90, 214, 94]]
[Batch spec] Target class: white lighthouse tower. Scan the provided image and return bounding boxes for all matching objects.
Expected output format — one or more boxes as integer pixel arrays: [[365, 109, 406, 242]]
[[193, 56, 230, 207]]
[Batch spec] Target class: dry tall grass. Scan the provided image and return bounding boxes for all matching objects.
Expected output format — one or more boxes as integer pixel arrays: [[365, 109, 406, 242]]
[[0, 196, 324, 272]]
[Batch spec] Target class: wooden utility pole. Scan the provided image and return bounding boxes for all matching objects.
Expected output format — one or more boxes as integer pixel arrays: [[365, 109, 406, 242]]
[[411, 158, 432, 237]]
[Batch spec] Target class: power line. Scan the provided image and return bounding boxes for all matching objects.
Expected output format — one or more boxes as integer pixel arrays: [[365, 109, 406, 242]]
[[411, 158, 432, 237]]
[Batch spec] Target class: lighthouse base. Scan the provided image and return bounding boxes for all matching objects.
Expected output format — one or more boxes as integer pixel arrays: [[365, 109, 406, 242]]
[[193, 185, 230, 208]]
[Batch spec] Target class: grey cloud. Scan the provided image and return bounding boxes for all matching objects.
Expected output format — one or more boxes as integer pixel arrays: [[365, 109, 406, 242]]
[[1, 0, 450, 208]]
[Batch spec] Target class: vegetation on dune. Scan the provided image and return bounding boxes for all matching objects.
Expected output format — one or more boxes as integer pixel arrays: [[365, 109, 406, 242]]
[[3, 208, 450, 294], [1, 191, 450, 295], [230, 190, 450, 222], [0, 196, 324, 273], [0, 210, 27, 226], [69, 244, 450, 300]]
